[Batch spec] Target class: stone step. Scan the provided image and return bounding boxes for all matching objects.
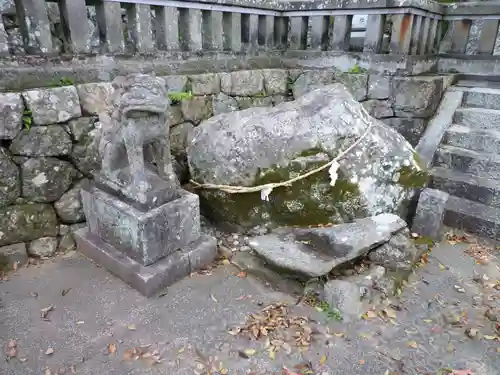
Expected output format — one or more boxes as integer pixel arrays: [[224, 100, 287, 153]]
[[442, 124, 500, 154], [433, 145, 500, 180], [430, 166, 500, 207], [443, 194, 499, 240], [453, 107, 500, 131], [455, 86, 500, 110]]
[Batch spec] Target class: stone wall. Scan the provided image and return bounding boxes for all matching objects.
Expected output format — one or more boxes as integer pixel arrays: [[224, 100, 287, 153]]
[[0, 68, 449, 263]]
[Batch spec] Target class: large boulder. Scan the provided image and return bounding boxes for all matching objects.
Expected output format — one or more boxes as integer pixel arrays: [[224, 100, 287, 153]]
[[187, 84, 427, 229]]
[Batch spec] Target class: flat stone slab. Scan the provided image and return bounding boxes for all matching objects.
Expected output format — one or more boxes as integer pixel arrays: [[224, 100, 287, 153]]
[[74, 228, 217, 297], [248, 214, 408, 277]]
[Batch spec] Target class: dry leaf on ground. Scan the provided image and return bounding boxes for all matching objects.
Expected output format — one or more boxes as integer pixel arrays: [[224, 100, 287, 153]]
[[45, 347, 55, 355], [446, 232, 470, 245], [107, 343, 117, 354], [465, 244, 491, 262], [229, 302, 313, 356], [40, 305, 54, 321], [6, 340, 17, 358]]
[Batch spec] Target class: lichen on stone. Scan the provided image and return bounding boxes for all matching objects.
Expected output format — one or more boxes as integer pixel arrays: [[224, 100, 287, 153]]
[[198, 148, 364, 228]]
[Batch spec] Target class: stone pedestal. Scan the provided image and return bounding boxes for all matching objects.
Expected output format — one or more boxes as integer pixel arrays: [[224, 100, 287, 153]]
[[76, 181, 217, 297]]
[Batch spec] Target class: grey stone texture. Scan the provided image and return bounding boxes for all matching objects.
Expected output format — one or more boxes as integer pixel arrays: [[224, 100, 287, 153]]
[[20, 157, 79, 203], [323, 280, 364, 320], [248, 213, 407, 277], [22, 86, 82, 125], [181, 95, 213, 124], [67, 116, 100, 176], [411, 188, 449, 241], [75, 228, 215, 297], [368, 230, 426, 272], [76, 82, 114, 116], [0, 147, 20, 207], [82, 182, 201, 266], [190, 73, 221, 95], [0, 242, 28, 265], [221, 70, 265, 96], [54, 180, 86, 224], [28, 236, 58, 257], [9, 125, 72, 156], [0, 203, 58, 246], [188, 83, 422, 228], [212, 92, 239, 115], [391, 76, 447, 118], [362, 99, 394, 119], [383, 118, 427, 147], [0, 92, 23, 139]]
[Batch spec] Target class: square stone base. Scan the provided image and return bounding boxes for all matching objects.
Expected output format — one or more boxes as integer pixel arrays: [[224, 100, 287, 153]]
[[81, 182, 201, 266], [74, 228, 217, 297]]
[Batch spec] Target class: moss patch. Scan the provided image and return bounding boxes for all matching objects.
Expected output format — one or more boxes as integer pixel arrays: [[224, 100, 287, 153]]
[[198, 149, 366, 228], [397, 165, 429, 189]]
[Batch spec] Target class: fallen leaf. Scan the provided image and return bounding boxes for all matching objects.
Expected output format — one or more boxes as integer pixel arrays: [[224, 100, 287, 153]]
[[210, 294, 218, 303], [282, 367, 300, 375], [319, 354, 327, 365], [483, 335, 497, 340], [363, 310, 377, 320], [407, 341, 418, 349], [127, 324, 136, 330], [123, 348, 135, 361], [45, 347, 55, 355], [19, 357, 27, 362], [177, 347, 185, 353], [220, 369, 229, 374], [359, 359, 365, 365], [41, 305, 54, 321], [222, 259, 230, 265], [466, 328, 479, 339], [268, 348, 276, 359], [423, 319, 433, 323], [454, 285, 465, 293], [383, 308, 397, 319], [236, 271, 247, 279], [450, 369, 474, 375], [235, 294, 252, 301], [6, 346, 17, 358], [76, 321, 84, 325], [107, 343, 117, 355], [243, 348, 256, 357], [439, 263, 446, 271]]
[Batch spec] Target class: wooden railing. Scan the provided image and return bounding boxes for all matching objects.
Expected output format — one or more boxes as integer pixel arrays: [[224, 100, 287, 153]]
[[0, 0, 499, 59]]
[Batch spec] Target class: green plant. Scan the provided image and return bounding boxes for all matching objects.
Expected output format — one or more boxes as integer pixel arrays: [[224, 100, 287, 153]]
[[49, 77, 74, 87], [347, 64, 367, 74], [22, 108, 33, 130], [168, 91, 193, 104], [58, 77, 74, 86], [315, 300, 343, 321]]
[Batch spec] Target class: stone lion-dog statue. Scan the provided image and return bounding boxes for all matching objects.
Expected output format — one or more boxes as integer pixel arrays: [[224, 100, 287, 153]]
[[89, 73, 179, 205]]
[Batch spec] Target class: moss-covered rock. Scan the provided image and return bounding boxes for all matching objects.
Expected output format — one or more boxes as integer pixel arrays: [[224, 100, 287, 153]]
[[188, 84, 424, 229], [200, 151, 365, 228]]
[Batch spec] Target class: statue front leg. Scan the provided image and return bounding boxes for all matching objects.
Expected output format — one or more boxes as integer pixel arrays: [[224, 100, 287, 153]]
[[124, 131, 147, 192], [152, 138, 179, 188]]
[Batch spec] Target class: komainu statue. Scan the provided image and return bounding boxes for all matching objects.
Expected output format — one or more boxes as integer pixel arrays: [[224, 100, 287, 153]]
[[94, 73, 179, 208]]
